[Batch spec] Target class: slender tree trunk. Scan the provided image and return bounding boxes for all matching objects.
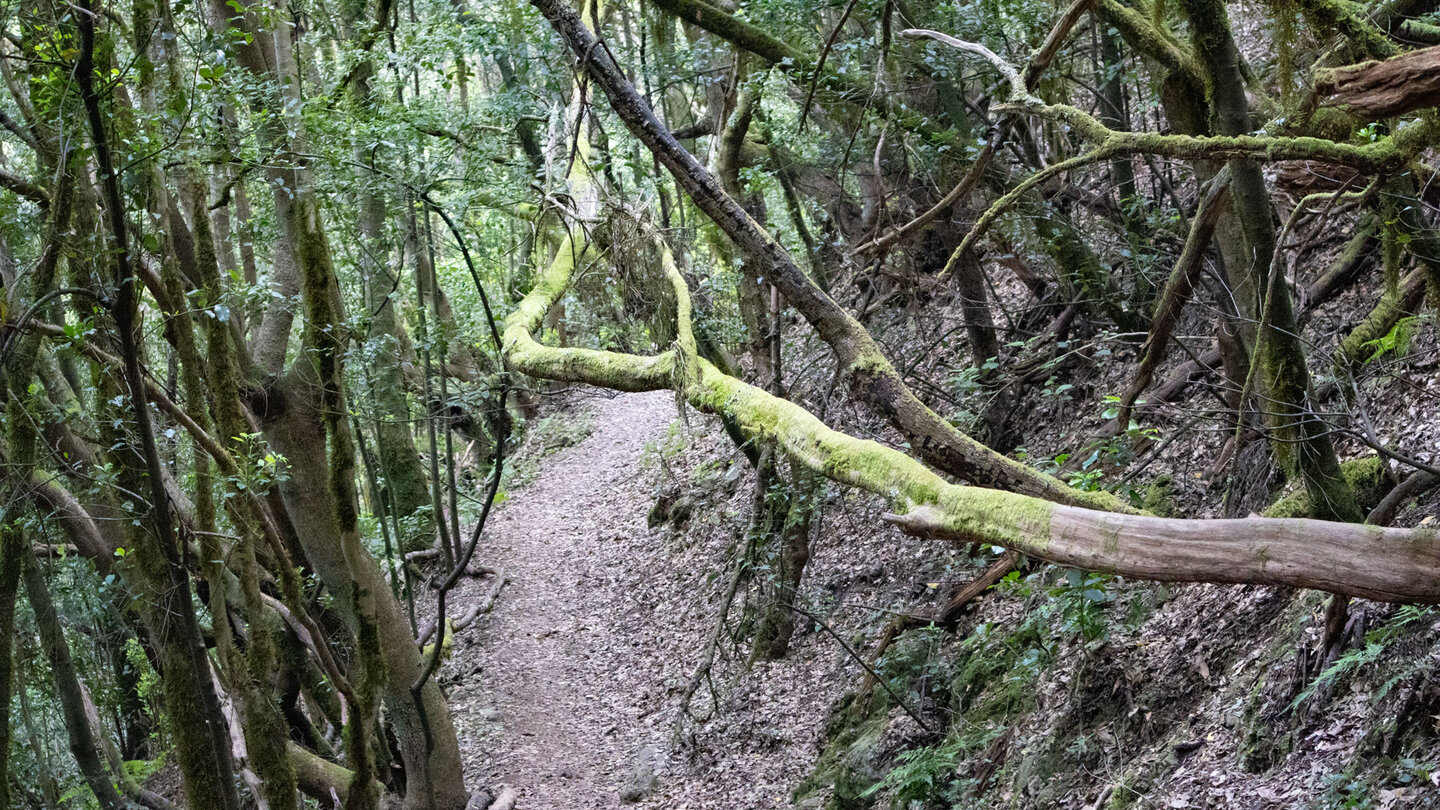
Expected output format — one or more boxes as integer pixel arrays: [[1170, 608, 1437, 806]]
[[1180, 0, 1361, 524], [710, 64, 814, 660], [262, 371, 470, 810], [347, 7, 434, 555], [0, 527, 20, 808], [22, 549, 131, 809], [77, 6, 244, 804], [751, 459, 818, 661], [17, 643, 64, 810]]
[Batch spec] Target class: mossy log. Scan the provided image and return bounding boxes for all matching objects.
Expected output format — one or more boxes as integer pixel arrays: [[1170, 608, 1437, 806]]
[[1334, 266, 1429, 371]]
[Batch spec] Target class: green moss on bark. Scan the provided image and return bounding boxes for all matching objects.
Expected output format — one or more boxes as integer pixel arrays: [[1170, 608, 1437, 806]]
[[1263, 456, 1389, 518]]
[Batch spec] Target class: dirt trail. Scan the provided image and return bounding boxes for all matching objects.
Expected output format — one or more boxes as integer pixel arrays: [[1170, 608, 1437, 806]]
[[447, 390, 677, 808]]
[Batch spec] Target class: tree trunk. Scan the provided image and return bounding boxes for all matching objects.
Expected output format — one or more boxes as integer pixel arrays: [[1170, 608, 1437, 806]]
[[261, 371, 470, 810], [1319, 46, 1440, 118], [22, 548, 132, 809], [0, 526, 20, 808], [77, 7, 245, 804], [349, 8, 434, 555], [750, 457, 817, 661], [1179, 0, 1362, 523]]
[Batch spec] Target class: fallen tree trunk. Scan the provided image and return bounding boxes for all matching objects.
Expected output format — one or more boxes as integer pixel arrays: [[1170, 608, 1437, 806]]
[[1317, 45, 1440, 118]]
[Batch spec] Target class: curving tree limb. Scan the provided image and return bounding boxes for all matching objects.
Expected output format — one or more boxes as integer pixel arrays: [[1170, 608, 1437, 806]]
[[853, 0, 1095, 258], [498, 144, 1440, 604]]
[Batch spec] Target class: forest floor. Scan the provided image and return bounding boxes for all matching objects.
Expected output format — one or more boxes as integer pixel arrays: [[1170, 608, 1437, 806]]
[[421, 364, 1440, 810]]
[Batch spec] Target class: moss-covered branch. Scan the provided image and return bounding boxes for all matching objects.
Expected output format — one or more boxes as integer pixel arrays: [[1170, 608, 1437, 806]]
[[1294, 0, 1400, 60], [939, 146, 1117, 280], [500, 176, 1440, 604], [937, 42, 1434, 267], [646, 0, 934, 136], [1016, 97, 1431, 169], [1116, 168, 1232, 425], [1094, 0, 1206, 93]]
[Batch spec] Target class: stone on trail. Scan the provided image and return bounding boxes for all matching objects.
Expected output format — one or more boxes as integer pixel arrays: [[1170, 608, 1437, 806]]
[[619, 742, 665, 803]]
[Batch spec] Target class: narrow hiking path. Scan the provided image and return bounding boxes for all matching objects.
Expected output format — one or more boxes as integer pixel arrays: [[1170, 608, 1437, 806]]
[[445, 390, 678, 808]]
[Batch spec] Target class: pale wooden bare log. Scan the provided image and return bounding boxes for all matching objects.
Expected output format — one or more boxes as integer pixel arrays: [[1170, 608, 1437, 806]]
[[883, 504, 1440, 603]]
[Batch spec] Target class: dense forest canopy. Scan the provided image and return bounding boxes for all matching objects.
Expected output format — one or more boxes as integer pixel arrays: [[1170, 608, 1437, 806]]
[[0, 0, 1438, 804]]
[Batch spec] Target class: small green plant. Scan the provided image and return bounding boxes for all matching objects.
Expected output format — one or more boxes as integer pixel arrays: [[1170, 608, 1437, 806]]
[[1389, 757, 1435, 790], [1317, 757, 1437, 809], [862, 736, 970, 807], [123, 752, 169, 784], [995, 567, 1033, 598], [1064, 466, 1105, 492], [222, 432, 288, 497], [1361, 314, 1429, 363], [638, 419, 686, 473], [124, 636, 164, 750], [1290, 604, 1434, 710], [1318, 771, 1374, 809], [1040, 375, 1074, 402], [946, 365, 985, 433], [1049, 569, 1114, 642]]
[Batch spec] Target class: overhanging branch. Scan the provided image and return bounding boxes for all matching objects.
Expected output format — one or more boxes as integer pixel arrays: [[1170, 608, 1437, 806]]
[[939, 92, 1438, 269], [500, 169, 1440, 605]]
